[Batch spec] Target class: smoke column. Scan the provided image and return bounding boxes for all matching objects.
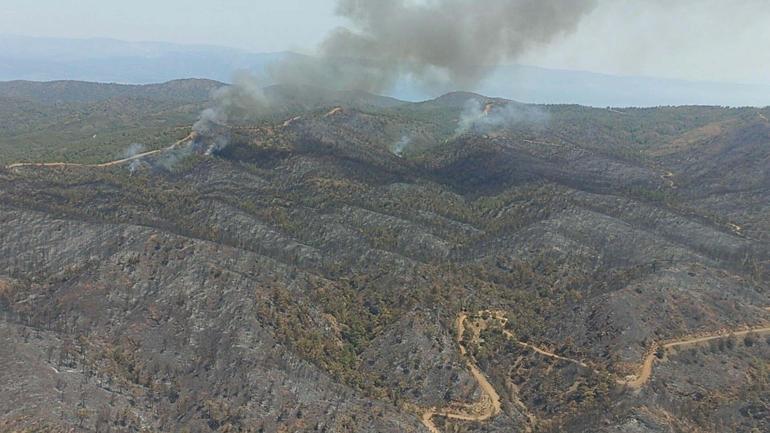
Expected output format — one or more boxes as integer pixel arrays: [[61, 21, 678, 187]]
[[272, 0, 599, 93], [456, 99, 549, 136], [192, 71, 269, 153], [192, 0, 596, 156], [390, 136, 411, 157]]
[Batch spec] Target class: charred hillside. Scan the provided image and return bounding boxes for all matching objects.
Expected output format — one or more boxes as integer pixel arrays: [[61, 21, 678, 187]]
[[0, 87, 769, 433]]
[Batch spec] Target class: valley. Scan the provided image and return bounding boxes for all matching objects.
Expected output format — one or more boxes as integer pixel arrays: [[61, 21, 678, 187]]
[[0, 80, 768, 433], [421, 310, 770, 433]]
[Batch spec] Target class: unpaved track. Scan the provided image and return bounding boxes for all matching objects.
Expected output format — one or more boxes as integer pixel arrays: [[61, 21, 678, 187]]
[[6, 132, 196, 170], [661, 171, 676, 188], [484, 310, 591, 370], [417, 310, 770, 433], [418, 313, 503, 433], [618, 325, 770, 389], [506, 331, 591, 369], [477, 310, 770, 390]]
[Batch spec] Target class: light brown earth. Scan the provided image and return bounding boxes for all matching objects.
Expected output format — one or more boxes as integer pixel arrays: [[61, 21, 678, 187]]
[[661, 171, 677, 188], [325, 107, 344, 117], [417, 309, 770, 433], [418, 313, 504, 433], [618, 325, 770, 389]]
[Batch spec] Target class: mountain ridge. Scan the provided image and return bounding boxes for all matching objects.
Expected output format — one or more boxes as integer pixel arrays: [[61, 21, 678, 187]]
[[3, 35, 770, 107]]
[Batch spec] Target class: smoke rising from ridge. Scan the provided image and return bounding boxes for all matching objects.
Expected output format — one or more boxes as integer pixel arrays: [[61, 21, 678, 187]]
[[390, 136, 411, 157], [193, 72, 268, 125], [190, 0, 595, 157], [456, 99, 549, 136], [123, 143, 145, 159], [273, 0, 598, 93], [124, 143, 146, 173], [192, 71, 269, 153]]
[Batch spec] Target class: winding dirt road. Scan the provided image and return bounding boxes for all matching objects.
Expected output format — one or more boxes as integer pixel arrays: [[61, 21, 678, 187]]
[[417, 310, 770, 433], [5, 132, 196, 170], [617, 325, 770, 389], [418, 313, 503, 433], [661, 171, 676, 189], [477, 310, 770, 390]]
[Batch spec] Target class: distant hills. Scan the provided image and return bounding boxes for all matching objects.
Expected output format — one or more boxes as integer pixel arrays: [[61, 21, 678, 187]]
[[0, 78, 222, 104], [2, 34, 770, 107], [475, 65, 770, 108], [0, 35, 286, 85]]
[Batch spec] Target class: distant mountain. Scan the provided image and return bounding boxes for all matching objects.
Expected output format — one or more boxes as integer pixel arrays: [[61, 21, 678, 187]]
[[2, 35, 770, 107], [0, 35, 287, 84], [0, 78, 223, 104], [476, 65, 770, 108], [0, 79, 405, 109]]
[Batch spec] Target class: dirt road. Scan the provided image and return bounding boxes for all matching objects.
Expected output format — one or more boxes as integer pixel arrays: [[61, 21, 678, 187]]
[[618, 325, 770, 389], [418, 310, 770, 433], [418, 313, 503, 433], [475, 310, 770, 390], [6, 132, 196, 170], [661, 171, 676, 188]]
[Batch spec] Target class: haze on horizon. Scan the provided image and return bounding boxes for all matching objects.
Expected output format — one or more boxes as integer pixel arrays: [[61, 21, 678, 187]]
[[2, 0, 770, 86]]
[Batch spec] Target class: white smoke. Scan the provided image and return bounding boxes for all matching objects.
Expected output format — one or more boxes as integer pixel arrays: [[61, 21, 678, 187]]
[[193, 71, 270, 154], [128, 159, 146, 174], [123, 143, 145, 158], [192, 1, 586, 159], [123, 143, 147, 174], [390, 136, 412, 157], [455, 99, 549, 136]]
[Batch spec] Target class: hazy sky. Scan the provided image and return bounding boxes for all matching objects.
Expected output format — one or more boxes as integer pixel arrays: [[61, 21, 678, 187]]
[[2, 0, 769, 84]]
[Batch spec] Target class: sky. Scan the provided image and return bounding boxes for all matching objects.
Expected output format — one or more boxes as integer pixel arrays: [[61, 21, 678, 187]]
[[0, 0, 341, 54], [2, 0, 769, 85]]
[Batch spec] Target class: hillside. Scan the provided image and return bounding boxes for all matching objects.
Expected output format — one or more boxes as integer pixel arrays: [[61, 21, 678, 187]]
[[0, 79, 224, 104], [0, 79, 223, 165], [0, 79, 407, 166], [0, 83, 769, 433]]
